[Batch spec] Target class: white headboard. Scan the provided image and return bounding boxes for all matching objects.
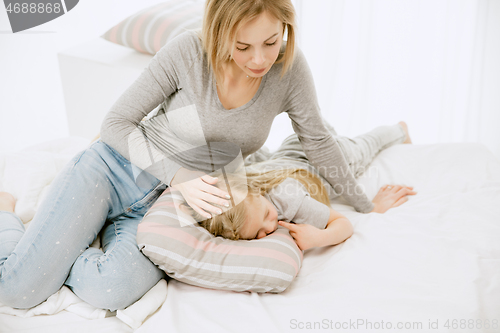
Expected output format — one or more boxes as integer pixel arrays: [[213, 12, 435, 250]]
[[58, 38, 153, 139]]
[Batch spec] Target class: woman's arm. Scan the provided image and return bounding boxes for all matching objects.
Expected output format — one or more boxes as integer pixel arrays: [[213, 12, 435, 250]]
[[278, 208, 353, 251], [283, 47, 374, 213], [99, 33, 194, 186], [100, 32, 231, 217]]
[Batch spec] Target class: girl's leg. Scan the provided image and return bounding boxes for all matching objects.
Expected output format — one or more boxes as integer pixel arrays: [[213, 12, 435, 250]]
[[0, 140, 164, 309], [244, 117, 338, 167], [268, 122, 406, 167], [243, 121, 407, 199], [335, 123, 407, 178]]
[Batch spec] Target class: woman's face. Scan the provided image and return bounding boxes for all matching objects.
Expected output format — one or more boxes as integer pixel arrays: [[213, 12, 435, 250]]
[[230, 11, 283, 78]]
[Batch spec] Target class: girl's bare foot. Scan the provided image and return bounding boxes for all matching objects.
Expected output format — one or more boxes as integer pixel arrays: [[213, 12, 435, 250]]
[[398, 121, 412, 144], [0, 192, 16, 213]]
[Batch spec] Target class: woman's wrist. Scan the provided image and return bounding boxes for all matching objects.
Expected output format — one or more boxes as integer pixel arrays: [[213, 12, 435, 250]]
[[170, 166, 185, 187]]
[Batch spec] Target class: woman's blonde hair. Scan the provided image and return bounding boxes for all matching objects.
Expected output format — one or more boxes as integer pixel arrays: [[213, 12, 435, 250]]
[[194, 168, 330, 240], [196, 0, 297, 85]]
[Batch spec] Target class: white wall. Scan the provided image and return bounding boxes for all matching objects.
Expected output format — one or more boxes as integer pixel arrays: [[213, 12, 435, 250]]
[[293, 0, 500, 158]]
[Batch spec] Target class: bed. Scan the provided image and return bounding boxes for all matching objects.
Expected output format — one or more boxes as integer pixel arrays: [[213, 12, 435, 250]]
[[3, 2, 500, 330], [1, 136, 499, 333]]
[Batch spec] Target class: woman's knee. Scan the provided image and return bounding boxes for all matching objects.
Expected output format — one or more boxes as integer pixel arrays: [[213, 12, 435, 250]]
[[65, 247, 165, 311], [0, 294, 39, 309], [0, 277, 53, 309], [67, 272, 165, 311]]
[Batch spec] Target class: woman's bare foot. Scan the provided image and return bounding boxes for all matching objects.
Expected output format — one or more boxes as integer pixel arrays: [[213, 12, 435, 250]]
[[398, 121, 412, 144], [0, 192, 16, 213]]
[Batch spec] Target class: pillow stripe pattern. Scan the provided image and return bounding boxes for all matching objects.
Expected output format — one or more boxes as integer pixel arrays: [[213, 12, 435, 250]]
[[139, 223, 300, 273], [101, 0, 204, 55], [137, 188, 303, 293]]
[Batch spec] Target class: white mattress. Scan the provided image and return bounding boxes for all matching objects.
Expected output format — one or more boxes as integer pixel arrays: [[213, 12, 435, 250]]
[[1, 139, 499, 333]]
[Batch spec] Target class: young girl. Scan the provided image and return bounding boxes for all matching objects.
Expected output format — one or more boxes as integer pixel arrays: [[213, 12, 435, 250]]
[[197, 167, 353, 251], [197, 122, 417, 250]]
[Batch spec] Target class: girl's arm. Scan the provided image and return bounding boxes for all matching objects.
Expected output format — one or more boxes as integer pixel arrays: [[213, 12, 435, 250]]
[[278, 208, 353, 251], [319, 208, 353, 247]]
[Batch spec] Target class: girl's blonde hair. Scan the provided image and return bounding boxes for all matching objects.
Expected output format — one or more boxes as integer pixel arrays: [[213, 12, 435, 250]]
[[194, 168, 330, 240], [196, 0, 297, 85]]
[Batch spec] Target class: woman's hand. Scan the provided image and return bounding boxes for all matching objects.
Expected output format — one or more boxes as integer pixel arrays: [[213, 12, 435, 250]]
[[278, 221, 324, 251], [371, 184, 417, 214], [170, 167, 231, 219]]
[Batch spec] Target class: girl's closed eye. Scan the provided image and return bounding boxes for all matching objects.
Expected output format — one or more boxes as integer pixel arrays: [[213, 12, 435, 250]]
[[254, 207, 274, 239]]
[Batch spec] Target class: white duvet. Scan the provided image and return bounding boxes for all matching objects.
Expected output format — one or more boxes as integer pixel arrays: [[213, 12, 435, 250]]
[[1, 138, 499, 333]]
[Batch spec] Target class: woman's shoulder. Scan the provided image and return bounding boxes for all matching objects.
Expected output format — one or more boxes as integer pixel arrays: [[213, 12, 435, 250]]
[[289, 45, 309, 76], [149, 30, 206, 78], [272, 41, 310, 83], [154, 30, 204, 61]]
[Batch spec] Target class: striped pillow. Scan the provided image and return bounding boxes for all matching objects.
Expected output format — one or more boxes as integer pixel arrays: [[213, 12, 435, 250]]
[[101, 0, 204, 55], [137, 188, 303, 293]]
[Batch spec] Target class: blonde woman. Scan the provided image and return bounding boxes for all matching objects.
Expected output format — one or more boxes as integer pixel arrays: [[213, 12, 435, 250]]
[[196, 122, 416, 250], [0, 0, 411, 310]]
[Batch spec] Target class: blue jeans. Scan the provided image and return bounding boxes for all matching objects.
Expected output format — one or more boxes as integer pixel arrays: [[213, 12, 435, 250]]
[[0, 140, 167, 311]]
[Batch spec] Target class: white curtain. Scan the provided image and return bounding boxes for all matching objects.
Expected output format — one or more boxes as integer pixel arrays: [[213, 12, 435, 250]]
[[283, 0, 500, 158]]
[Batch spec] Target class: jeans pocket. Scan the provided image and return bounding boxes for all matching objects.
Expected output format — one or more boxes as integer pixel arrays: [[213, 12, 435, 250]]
[[126, 182, 166, 214], [98, 140, 130, 166]]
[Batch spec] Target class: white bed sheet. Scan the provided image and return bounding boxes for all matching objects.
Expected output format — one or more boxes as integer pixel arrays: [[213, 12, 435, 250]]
[[1, 139, 499, 333], [138, 143, 500, 333]]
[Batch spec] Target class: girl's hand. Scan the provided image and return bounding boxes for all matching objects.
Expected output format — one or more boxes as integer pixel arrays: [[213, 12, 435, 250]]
[[278, 221, 323, 251], [371, 184, 417, 214], [170, 167, 231, 219]]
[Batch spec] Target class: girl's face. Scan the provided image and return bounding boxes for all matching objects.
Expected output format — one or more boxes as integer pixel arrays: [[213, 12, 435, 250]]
[[240, 194, 279, 239], [230, 11, 284, 78]]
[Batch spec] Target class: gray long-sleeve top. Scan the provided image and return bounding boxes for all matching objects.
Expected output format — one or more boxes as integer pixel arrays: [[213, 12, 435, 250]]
[[100, 30, 374, 213]]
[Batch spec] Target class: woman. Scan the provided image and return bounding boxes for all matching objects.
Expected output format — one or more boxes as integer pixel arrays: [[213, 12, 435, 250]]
[[0, 0, 412, 310]]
